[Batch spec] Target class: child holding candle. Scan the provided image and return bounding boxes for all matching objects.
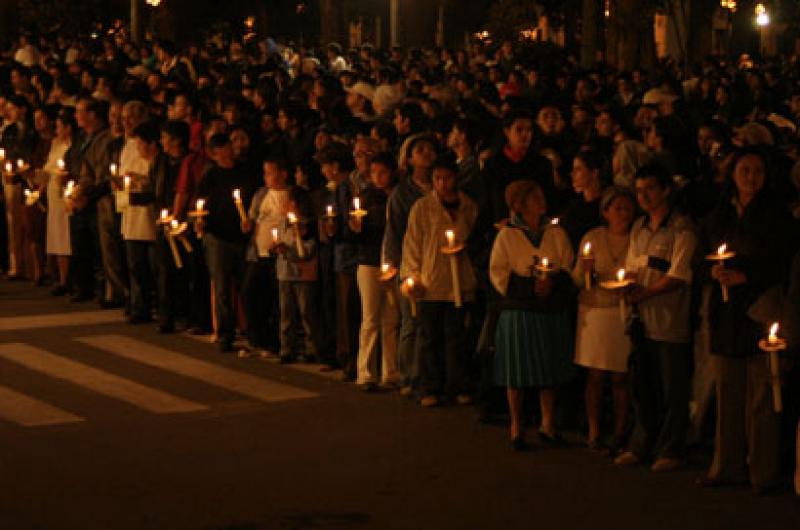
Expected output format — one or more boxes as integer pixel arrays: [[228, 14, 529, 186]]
[[570, 186, 635, 453], [273, 187, 319, 364], [401, 153, 478, 407], [239, 157, 292, 358], [489, 180, 575, 450]]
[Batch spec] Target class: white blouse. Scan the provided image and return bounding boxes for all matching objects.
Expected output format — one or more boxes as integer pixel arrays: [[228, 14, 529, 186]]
[[490, 223, 574, 296]]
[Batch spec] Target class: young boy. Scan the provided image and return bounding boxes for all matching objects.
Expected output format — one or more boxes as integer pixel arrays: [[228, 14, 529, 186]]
[[239, 157, 292, 358], [273, 186, 319, 364], [401, 153, 479, 407]]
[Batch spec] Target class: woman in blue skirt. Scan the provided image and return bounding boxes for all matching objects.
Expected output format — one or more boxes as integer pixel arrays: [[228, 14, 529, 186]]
[[489, 180, 576, 450]]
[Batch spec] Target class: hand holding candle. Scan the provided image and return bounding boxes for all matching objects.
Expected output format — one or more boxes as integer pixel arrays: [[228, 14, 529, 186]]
[[287, 212, 305, 258], [404, 277, 418, 317], [165, 219, 183, 269], [707, 243, 735, 303], [380, 263, 397, 307]]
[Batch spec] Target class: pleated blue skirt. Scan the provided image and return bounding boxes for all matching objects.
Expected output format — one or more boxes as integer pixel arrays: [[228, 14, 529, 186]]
[[493, 309, 575, 388]]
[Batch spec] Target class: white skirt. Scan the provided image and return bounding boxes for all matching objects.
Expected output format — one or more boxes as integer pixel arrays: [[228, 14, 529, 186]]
[[574, 304, 631, 373]]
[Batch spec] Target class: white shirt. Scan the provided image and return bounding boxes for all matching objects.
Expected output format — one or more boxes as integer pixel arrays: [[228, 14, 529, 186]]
[[254, 189, 290, 257], [490, 224, 573, 296], [119, 138, 156, 241], [14, 45, 39, 67]]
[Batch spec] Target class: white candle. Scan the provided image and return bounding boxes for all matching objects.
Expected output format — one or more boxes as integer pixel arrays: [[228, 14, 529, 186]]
[[617, 268, 627, 323], [353, 197, 361, 211], [166, 221, 183, 269], [57, 159, 66, 171], [582, 242, 593, 290], [444, 229, 461, 307], [445, 229, 455, 249], [717, 243, 730, 303], [160, 209, 169, 222], [405, 277, 417, 317], [233, 189, 247, 223], [195, 198, 205, 212], [766, 322, 783, 412], [326, 204, 334, 217], [287, 212, 305, 258]]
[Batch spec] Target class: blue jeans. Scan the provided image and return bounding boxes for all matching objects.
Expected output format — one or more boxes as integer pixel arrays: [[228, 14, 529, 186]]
[[203, 234, 246, 344]]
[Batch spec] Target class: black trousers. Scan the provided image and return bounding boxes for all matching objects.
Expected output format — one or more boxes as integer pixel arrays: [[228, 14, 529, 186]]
[[418, 301, 469, 398], [156, 233, 190, 326], [242, 257, 280, 351], [68, 208, 97, 297]]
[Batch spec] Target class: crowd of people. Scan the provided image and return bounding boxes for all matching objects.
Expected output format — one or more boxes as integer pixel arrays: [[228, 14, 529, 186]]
[[1, 26, 800, 495]]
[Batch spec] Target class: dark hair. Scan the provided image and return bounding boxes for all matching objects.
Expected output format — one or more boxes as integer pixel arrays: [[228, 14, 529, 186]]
[[396, 102, 425, 133], [370, 151, 398, 172], [371, 120, 397, 145], [317, 143, 355, 172], [132, 121, 161, 145], [502, 107, 534, 129], [727, 145, 772, 193], [432, 152, 458, 174], [263, 157, 292, 174], [161, 120, 190, 150], [452, 117, 480, 149], [208, 132, 231, 150], [56, 107, 77, 132], [634, 162, 673, 189]]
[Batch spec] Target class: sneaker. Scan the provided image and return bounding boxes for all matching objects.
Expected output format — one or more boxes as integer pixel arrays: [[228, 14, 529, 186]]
[[614, 451, 641, 466], [237, 348, 252, 359], [651, 457, 683, 473], [455, 394, 472, 406], [420, 395, 438, 407]]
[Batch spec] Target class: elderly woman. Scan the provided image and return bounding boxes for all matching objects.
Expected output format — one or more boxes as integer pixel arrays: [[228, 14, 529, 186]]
[[697, 146, 797, 494], [490, 180, 575, 450], [572, 186, 636, 454]]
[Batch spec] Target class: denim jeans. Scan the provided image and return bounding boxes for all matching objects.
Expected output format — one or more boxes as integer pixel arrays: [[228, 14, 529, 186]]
[[125, 240, 155, 320], [629, 339, 691, 459], [203, 234, 246, 344], [279, 281, 319, 359]]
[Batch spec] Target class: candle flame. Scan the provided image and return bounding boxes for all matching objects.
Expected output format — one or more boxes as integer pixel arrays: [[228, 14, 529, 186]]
[[16, 159, 24, 169], [196, 199, 205, 211], [170, 219, 178, 229], [24, 189, 31, 197], [0, 148, 5, 159], [326, 204, 334, 216], [109, 163, 117, 176], [57, 159, 65, 170], [160, 209, 168, 220], [445, 229, 455, 248], [287, 212, 298, 224], [123, 176, 131, 189], [541, 257, 549, 268], [271, 228, 279, 240], [4, 161, 12, 173], [233, 189, 241, 201], [617, 268, 626, 282], [769, 322, 779, 340], [583, 242, 592, 256], [381, 263, 390, 273], [353, 197, 361, 211], [550, 218, 559, 225], [717, 243, 727, 256], [406, 277, 414, 287]]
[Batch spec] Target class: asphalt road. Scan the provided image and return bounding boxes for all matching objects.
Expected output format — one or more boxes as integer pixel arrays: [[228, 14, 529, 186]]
[[1, 280, 798, 530]]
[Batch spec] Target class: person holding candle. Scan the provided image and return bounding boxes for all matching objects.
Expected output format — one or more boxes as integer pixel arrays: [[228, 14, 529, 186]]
[[615, 164, 697, 472], [195, 133, 256, 352], [571, 186, 635, 453], [401, 153, 478, 407], [239, 157, 292, 358], [45, 108, 78, 295], [345, 152, 401, 390], [696, 146, 797, 493], [317, 143, 361, 381], [383, 134, 438, 396], [489, 180, 576, 449], [273, 187, 320, 364]]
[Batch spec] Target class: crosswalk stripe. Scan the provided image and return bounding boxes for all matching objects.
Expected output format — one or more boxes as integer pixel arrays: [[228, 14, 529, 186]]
[[77, 335, 318, 403], [0, 385, 84, 427], [0, 311, 123, 332], [0, 344, 207, 414]]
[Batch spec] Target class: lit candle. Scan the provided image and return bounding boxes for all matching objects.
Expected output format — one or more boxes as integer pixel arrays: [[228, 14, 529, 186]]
[[160, 209, 169, 222], [195, 199, 205, 213], [717, 243, 730, 303], [353, 197, 361, 211], [271, 227, 279, 243], [0, 148, 5, 160], [768, 322, 779, 346], [4, 161, 12, 174], [381, 263, 391, 274], [582, 242, 593, 290], [550, 217, 559, 225], [287, 212, 305, 258], [109, 163, 118, 177], [123, 175, 131, 192], [16, 159, 25, 171], [617, 268, 626, 282], [57, 159, 66, 171], [64, 180, 75, 198], [617, 268, 627, 323], [405, 277, 417, 317], [444, 229, 461, 307], [232, 189, 247, 223], [326, 204, 334, 218], [381, 263, 396, 307], [166, 219, 183, 269], [541, 257, 549, 269]]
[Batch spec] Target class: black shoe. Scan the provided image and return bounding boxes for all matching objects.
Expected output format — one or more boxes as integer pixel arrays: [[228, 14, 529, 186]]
[[157, 322, 175, 334], [511, 437, 530, 451]]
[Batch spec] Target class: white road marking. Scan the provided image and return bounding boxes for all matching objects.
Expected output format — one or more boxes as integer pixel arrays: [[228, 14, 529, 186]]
[[77, 335, 318, 403], [0, 344, 207, 414], [0, 311, 123, 332], [0, 385, 84, 427]]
